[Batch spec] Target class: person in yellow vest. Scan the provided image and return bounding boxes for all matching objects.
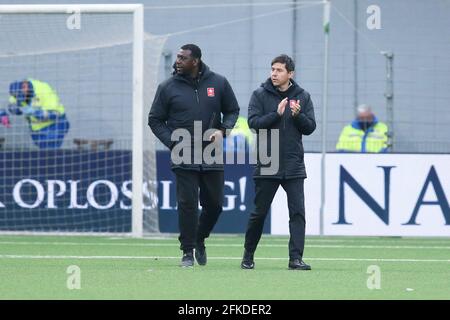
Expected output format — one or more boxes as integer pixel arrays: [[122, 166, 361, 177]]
[[1, 79, 69, 149], [336, 104, 388, 153], [225, 115, 254, 152]]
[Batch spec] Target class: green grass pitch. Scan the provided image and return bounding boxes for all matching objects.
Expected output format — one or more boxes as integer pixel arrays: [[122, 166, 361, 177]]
[[0, 235, 449, 299]]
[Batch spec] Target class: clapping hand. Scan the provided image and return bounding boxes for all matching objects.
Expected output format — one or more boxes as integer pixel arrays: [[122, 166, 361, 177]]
[[277, 98, 288, 116], [290, 100, 301, 117]]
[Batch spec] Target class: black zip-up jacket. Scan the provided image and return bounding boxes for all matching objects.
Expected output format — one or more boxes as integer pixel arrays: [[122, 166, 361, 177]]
[[248, 78, 316, 179], [148, 62, 240, 171]]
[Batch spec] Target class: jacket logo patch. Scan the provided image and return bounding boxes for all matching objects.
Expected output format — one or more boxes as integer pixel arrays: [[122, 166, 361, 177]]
[[207, 88, 215, 97]]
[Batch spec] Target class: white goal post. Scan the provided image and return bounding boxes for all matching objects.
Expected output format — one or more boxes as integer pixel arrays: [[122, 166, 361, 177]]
[[0, 4, 162, 238]]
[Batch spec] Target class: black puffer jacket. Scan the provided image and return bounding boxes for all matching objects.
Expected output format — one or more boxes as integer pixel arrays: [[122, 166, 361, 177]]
[[248, 78, 316, 179], [148, 62, 240, 171]]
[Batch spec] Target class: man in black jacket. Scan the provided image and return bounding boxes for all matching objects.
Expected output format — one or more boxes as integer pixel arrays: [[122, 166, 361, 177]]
[[241, 54, 316, 270], [148, 44, 239, 267]]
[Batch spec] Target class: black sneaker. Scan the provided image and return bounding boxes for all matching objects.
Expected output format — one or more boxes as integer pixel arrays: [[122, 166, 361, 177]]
[[288, 259, 311, 270], [240, 250, 255, 269], [195, 242, 207, 266], [180, 251, 194, 267]]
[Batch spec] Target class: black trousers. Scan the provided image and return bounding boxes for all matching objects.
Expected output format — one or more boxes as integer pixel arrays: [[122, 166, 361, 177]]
[[244, 178, 306, 260], [174, 169, 224, 252]]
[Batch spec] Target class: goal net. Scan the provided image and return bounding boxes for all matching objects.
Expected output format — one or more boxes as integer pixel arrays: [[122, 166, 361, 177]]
[[0, 5, 166, 236]]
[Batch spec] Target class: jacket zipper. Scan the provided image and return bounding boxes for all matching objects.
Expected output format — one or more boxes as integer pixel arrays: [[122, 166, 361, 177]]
[[195, 89, 199, 104]]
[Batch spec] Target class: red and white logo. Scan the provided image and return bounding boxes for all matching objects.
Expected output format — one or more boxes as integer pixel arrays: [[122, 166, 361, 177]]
[[207, 87, 215, 97]]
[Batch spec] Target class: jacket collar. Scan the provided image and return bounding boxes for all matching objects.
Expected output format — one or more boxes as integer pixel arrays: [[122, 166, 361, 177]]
[[173, 61, 213, 84], [261, 78, 304, 97]]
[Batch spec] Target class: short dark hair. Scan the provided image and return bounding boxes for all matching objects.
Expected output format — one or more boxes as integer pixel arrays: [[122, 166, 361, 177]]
[[271, 54, 295, 72], [181, 44, 202, 60]]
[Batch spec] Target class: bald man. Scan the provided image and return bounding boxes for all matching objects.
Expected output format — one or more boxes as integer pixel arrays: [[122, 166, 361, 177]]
[[336, 104, 388, 153]]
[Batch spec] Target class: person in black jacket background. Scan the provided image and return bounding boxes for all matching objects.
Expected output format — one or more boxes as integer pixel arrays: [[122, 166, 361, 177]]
[[148, 44, 239, 267], [241, 54, 316, 270]]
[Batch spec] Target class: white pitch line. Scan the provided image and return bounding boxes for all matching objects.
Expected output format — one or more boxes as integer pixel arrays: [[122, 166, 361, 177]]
[[1, 236, 449, 244], [0, 254, 449, 263], [306, 245, 450, 250], [304, 239, 450, 244], [216, 238, 450, 245], [0, 241, 449, 250]]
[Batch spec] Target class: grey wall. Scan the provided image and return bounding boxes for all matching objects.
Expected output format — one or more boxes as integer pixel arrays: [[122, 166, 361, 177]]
[[0, 0, 449, 152]]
